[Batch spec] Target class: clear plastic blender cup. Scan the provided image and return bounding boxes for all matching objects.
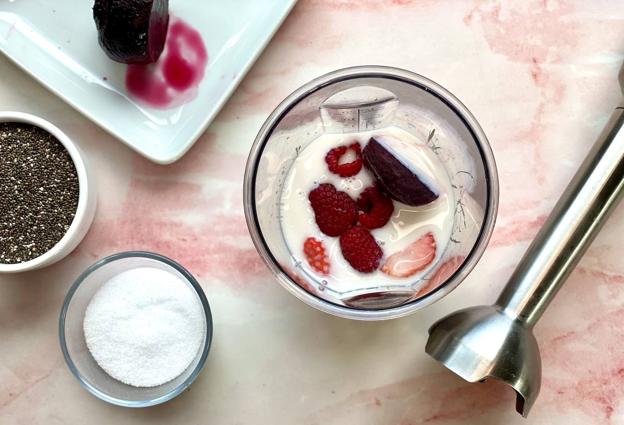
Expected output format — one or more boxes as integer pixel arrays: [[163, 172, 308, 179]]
[[244, 66, 498, 320]]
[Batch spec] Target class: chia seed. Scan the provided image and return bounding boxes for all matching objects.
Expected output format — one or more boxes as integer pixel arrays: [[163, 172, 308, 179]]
[[0, 123, 79, 264]]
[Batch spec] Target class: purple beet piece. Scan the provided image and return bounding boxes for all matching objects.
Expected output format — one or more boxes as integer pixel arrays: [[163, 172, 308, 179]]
[[93, 0, 169, 64], [362, 137, 438, 206]]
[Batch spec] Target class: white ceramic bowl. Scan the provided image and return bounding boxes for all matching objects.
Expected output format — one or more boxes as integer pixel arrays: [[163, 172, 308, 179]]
[[0, 111, 97, 273]]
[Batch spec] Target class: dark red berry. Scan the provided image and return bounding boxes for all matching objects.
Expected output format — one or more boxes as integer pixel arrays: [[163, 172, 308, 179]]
[[357, 186, 394, 229], [325, 142, 363, 177], [309, 183, 358, 237], [339, 227, 383, 273], [362, 136, 438, 206]]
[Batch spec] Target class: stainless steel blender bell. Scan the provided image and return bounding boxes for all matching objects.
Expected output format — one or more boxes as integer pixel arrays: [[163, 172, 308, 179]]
[[426, 65, 624, 416]]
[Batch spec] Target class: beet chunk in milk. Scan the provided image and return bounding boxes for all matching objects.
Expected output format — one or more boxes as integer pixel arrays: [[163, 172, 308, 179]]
[[93, 0, 169, 64], [362, 136, 439, 206]]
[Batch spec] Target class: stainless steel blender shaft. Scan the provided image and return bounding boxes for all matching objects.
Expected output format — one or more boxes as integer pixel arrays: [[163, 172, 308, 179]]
[[498, 105, 624, 327], [426, 100, 624, 416]]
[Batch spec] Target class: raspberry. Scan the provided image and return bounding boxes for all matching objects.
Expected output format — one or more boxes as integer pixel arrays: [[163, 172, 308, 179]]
[[309, 183, 357, 237], [303, 237, 330, 275], [325, 142, 363, 177], [339, 227, 383, 273], [357, 186, 394, 229]]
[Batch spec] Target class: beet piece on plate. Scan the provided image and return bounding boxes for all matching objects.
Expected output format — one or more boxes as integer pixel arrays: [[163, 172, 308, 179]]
[[93, 0, 169, 64], [362, 136, 439, 207]]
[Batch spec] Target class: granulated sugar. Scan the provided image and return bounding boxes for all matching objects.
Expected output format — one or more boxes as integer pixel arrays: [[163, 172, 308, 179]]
[[83, 267, 205, 387]]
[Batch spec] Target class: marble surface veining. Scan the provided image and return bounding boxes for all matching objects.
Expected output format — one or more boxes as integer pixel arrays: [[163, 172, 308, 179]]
[[2, 1, 624, 424]]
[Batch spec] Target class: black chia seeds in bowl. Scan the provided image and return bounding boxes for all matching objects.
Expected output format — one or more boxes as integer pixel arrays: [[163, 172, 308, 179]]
[[0, 112, 97, 273], [0, 123, 79, 263]]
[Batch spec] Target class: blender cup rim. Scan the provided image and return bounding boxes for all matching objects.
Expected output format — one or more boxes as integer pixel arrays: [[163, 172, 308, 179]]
[[244, 65, 499, 320]]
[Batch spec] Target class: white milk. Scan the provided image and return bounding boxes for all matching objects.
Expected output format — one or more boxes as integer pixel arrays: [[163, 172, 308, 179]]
[[279, 126, 455, 298]]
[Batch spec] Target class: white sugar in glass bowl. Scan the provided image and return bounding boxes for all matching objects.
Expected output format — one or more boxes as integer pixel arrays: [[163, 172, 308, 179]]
[[0, 111, 97, 273], [59, 251, 213, 407]]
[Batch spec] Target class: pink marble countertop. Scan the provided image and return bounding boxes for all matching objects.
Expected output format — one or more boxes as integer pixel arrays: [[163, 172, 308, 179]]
[[2, 1, 624, 424]]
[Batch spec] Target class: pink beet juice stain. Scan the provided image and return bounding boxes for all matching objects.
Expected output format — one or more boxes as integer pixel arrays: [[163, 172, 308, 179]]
[[126, 17, 208, 109]]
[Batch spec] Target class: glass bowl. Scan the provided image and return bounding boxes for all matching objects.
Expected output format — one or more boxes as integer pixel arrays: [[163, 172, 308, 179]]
[[244, 66, 499, 320], [59, 251, 213, 407]]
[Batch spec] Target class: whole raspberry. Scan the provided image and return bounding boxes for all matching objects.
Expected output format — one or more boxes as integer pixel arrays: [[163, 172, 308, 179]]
[[357, 186, 394, 229], [303, 237, 330, 275], [309, 183, 357, 237], [339, 227, 383, 273], [325, 142, 363, 177]]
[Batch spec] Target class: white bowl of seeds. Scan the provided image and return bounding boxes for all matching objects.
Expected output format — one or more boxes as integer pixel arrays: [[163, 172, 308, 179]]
[[0, 111, 97, 273]]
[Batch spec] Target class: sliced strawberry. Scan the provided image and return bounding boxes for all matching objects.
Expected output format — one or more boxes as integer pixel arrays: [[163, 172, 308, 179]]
[[325, 142, 363, 177], [291, 272, 317, 294], [357, 185, 394, 229], [381, 232, 436, 278], [415, 256, 465, 297], [303, 237, 330, 275]]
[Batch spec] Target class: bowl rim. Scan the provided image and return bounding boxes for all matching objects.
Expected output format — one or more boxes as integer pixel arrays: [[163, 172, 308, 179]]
[[0, 111, 93, 273], [243, 65, 499, 320], [58, 251, 214, 407]]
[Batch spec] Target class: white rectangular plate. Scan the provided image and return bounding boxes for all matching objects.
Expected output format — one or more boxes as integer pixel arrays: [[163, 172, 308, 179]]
[[0, 0, 296, 163]]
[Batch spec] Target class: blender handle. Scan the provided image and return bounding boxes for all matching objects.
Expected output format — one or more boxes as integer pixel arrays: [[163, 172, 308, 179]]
[[496, 106, 624, 328]]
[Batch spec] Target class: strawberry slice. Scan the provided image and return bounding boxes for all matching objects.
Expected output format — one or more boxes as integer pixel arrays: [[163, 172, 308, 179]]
[[415, 256, 465, 297], [291, 272, 317, 294], [381, 232, 436, 278]]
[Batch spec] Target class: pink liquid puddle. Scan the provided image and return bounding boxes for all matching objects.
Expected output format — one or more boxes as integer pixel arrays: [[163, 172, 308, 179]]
[[126, 17, 208, 109]]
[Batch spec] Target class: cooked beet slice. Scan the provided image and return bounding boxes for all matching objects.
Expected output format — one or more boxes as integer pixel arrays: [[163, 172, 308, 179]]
[[362, 137, 438, 206], [93, 0, 169, 64]]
